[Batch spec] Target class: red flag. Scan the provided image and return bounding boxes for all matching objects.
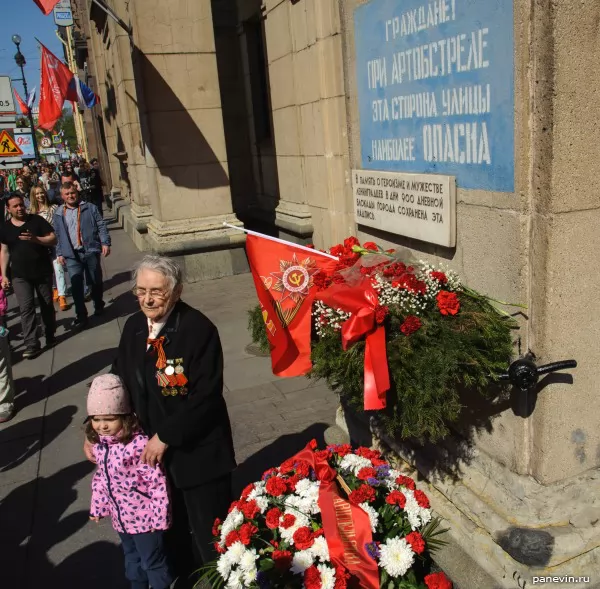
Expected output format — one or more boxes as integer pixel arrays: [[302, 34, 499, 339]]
[[13, 89, 29, 115], [33, 0, 61, 15], [38, 44, 74, 131], [245, 233, 337, 377]]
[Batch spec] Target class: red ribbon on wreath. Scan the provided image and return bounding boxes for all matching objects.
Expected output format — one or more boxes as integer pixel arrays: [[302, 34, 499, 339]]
[[315, 280, 390, 410], [290, 443, 380, 589]]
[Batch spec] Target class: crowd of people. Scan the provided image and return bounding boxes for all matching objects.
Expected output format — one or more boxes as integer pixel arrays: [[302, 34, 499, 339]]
[[0, 159, 239, 589], [0, 157, 110, 424]]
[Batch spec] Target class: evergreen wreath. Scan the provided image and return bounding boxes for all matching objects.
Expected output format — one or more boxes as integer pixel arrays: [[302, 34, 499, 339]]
[[248, 237, 519, 442]]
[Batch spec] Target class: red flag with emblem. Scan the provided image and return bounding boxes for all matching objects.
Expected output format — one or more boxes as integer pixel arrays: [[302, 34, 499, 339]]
[[33, 0, 61, 15], [38, 44, 75, 131], [245, 233, 338, 377]]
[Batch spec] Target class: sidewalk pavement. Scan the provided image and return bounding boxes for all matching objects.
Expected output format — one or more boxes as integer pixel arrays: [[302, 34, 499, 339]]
[[0, 218, 339, 589]]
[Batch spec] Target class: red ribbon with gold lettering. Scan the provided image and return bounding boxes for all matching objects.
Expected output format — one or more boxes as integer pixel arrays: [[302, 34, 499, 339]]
[[315, 280, 389, 410], [147, 336, 168, 370], [289, 444, 380, 589]]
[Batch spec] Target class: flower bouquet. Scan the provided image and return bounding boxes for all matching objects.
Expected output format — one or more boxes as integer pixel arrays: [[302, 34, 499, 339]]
[[248, 237, 519, 442], [202, 441, 451, 589]]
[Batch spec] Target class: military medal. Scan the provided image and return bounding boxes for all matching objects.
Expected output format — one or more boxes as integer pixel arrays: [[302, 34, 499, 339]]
[[165, 360, 175, 376], [156, 371, 170, 387]]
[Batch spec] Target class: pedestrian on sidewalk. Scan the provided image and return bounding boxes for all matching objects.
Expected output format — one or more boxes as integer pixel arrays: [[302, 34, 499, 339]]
[[53, 182, 111, 329], [85, 255, 235, 587], [86, 374, 174, 589], [0, 322, 15, 422], [29, 186, 69, 312], [0, 194, 57, 358]]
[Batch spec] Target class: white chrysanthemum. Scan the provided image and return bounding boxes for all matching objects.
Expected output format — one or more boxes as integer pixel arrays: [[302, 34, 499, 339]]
[[279, 511, 310, 544], [255, 495, 270, 513], [317, 563, 336, 589], [290, 548, 315, 574], [404, 490, 432, 530], [379, 536, 415, 578], [248, 481, 266, 500], [217, 554, 232, 580], [224, 541, 247, 566], [283, 493, 318, 516], [239, 548, 258, 573], [339, 454, 372, 475], [295, 479, 320, 503], [226, 568, 244, 589], [220, 508, 244, 544], [310, 535, 330, 562], [359, 502, 379, 533]]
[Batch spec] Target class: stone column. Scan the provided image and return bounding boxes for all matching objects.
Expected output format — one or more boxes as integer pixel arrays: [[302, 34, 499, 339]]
[[129, 0, 246, 280], [263, 0, 354, 247]]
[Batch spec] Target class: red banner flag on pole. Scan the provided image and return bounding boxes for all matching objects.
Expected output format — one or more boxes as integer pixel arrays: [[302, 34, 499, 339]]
[[33, 0, 61, 15], [13, 89, 29, 116], [245, 232, 338, 377], [38, 44, 74, 131]]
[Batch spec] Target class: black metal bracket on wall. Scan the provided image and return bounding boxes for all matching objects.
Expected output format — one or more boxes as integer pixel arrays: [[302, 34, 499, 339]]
[[498, 353, 577, 392]]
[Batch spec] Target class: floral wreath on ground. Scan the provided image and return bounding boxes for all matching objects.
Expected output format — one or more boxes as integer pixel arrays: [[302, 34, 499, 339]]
[[248, 237, 519, 442], [202, 441, 451, 589]]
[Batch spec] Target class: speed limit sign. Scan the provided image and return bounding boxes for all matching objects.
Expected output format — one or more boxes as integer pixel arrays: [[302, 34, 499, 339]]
[[41, 137, 52, 148]]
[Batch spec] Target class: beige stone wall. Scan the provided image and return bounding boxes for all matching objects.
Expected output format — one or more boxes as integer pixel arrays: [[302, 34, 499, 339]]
[[261, 0, 355, 244], [340, 0, 600, 485]]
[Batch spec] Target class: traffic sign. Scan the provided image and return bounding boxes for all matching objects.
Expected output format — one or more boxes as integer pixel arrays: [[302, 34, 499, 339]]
[[41, 137, 52, 148], [0, 77, 16, 116], [54, 0, 74, 27], [0, 130, 24, 157], [52, 134, 61, 144], [0, 159, 23, 170]]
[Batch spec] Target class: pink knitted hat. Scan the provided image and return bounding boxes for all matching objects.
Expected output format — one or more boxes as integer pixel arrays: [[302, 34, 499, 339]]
[[86, 374, 131, 417]]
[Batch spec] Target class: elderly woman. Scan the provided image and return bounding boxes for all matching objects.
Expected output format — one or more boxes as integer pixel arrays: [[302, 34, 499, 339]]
[[85, 255, 235, 584]]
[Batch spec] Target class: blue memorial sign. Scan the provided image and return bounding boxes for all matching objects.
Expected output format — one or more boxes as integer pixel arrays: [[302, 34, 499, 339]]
[[354, 0, 514, 192]]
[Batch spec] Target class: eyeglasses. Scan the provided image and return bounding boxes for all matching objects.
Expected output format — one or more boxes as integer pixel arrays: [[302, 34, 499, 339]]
[[132, 288, 169, 300]]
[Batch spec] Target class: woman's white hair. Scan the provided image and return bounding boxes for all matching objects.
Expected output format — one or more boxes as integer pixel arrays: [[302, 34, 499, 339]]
[[132, 255, 183, 292]]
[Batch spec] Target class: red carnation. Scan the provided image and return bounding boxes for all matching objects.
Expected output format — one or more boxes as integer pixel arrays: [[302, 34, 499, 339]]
[[395, 475, 416, 490], [304, 565, 322, 589], [344, 236, 360, 249], [228, 500, 242, 513], [240, 483, 255, 500], [225, 530, 240, 547], [241, 499, 260, 520], [406, 531, 426, 554], [436, 291, 460, 316], [363, 241, 378, 251], [431, 271, 448, 284], [265, 507, 282, 530], [330, 244, 345, 257], [215, 541, 226, 554], [314, 528, 325, 538], [293, 526, 315, 550], [212, 518, 222, 537], [272, 549, 293, 571], [349, 484, 376, 505], [400, 315, 422, 336], [425, 571, 453, 589], [239, 522, 258, 545], [355, 447, 381, 461], [374, 304, 389, 324], [286, 474, 301, 492], [281, 514, 296, 529], [279, 458, 295, 474], [386, 490, 407, 508], [265, 476, 288, 497], [335, 444, 352, 456], [334, 565, 351, 589], [414, 489, 431, 508], [372, 457, 387, 467], [295, 460, 310, 478], [357, 467, 378, 481]]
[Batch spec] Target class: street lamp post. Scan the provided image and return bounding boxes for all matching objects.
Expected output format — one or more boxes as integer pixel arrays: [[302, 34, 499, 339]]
[[12, 34, 40, 161]]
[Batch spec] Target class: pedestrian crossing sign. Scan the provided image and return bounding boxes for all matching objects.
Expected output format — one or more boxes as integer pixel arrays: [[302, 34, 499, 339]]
[[0, 130, 23, 157]]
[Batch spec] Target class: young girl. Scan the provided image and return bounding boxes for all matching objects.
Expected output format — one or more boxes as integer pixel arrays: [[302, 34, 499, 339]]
[[29, 185, 69, 311], [86, 374, 173, 589]]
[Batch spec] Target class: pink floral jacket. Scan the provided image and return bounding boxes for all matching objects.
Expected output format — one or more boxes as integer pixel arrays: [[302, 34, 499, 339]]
[[90, 432, 171, 534]]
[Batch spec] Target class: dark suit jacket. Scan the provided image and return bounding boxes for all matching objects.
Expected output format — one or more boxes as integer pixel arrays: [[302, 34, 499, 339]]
[[111, 300, 236, 489]]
